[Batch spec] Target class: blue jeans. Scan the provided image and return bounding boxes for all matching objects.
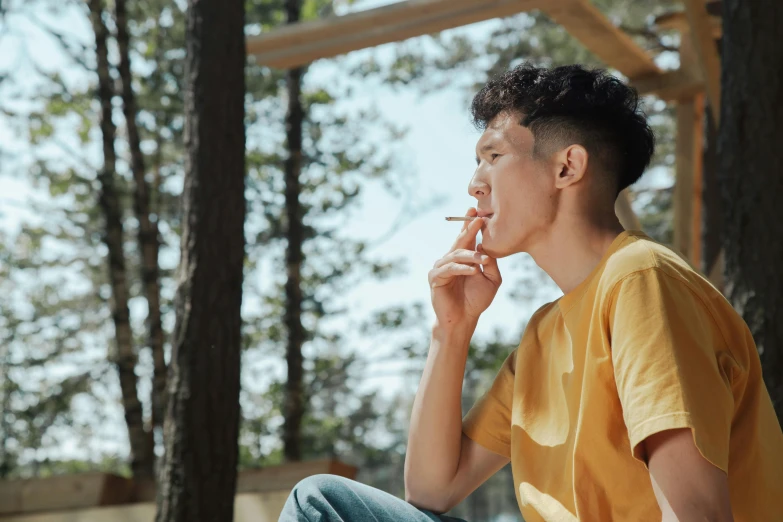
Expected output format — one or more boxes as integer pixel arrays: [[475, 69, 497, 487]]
[[279, 474, 469, 522]]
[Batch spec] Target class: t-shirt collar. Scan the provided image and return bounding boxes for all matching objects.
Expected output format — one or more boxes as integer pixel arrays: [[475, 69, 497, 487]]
[[558, 230, 645, 314]]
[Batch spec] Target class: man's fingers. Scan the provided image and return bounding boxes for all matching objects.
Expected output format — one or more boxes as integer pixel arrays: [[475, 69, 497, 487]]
[[460, 207, 477, 233], [450, 215, 482, 252], [477, 244, 502, 285], [433, 249, 489, 269], [451, 207, 477, 250], [428, 263, 479, 288]]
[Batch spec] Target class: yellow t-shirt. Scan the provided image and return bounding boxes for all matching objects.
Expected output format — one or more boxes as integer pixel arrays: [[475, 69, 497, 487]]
[[463, 231, 783, 521]]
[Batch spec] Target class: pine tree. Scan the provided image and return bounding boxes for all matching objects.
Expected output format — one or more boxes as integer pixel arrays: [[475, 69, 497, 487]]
[[114, 0, 167, 437], [154, 0, 246, 517], [87, 0, 155, 480], [281, 0, 307, 464]]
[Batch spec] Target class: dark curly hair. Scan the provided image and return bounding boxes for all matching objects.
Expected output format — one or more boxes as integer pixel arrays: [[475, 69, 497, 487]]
[[471, 64, 655, 194]]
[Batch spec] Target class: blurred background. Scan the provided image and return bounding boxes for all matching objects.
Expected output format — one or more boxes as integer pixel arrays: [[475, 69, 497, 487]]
[[0, 0, 778, 521]]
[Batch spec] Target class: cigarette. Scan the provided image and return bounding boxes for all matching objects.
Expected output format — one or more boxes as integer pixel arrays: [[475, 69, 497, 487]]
[[445, 216, 477, 221]]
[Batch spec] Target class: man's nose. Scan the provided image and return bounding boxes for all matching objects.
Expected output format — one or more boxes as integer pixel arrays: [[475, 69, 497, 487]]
[[468, 173, 491, 198]]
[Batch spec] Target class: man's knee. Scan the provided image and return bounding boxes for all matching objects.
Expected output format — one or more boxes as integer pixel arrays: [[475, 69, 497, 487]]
[[292, 474, 352, 504], [281, 474, 357, 521]]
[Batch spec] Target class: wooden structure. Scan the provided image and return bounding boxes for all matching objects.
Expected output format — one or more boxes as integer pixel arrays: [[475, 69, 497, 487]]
[[0, 460, 356, 521], [246, 0, 722, 275]]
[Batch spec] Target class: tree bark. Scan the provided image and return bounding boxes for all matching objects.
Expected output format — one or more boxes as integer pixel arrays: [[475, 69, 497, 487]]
[[718, 0, 783, 421], [154, 0, 246, 518], [87, 0, 155, 480], [282, 0, 306, 463], [114, 0, 168, 440], [0, 355, 10, 478]]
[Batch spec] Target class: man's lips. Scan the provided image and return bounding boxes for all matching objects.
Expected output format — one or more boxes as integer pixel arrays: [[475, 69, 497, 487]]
[[476, 210, 494, 219]]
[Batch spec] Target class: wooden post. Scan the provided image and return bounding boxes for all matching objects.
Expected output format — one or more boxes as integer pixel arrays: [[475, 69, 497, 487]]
[[672, 21, 706, 268], [689, 95, 705, 269], [674, 94, 705, 266], [683, 0, 721, 124], [680, 1, 724, 286]]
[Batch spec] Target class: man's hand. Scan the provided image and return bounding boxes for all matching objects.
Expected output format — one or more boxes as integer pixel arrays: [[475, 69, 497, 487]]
[[645, 428, 734, 522], [429, 207, 502, 326]]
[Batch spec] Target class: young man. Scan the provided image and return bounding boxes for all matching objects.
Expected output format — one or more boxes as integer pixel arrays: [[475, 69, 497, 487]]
[[280, 65, 783, 521]]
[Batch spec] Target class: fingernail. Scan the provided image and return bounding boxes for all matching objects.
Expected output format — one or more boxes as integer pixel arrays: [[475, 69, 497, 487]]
[[481, 255, 489, 263]]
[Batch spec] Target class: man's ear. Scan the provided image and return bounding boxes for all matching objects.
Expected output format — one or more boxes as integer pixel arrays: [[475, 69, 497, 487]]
[[553, 144, 588, 189]]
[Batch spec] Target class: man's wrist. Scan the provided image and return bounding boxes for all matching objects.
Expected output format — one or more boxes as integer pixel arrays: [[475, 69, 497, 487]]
[[431, 320, 477, 351]]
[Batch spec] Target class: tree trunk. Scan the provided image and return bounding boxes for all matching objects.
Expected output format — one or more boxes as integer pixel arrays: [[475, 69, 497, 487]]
[[87, 0, 155, 480], [718, 0, 783, 421], [114, 0, 168, 440], [282, 0, 306, 463], [0, 356, 10, 478], [154, 0, 246, 518]]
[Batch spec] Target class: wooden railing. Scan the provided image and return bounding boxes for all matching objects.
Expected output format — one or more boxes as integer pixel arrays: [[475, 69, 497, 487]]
[[0, 459, 357, 521]]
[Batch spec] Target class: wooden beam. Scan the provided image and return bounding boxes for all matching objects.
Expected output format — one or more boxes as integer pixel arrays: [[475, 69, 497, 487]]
[[682, 0, 721, 123], [616, 189, 642, 231], [247, 0, 539, 69], [673, 93, 705, 265], [540, 0, 660, 79], [631, 68, 704, 101], [248, 0, 491, 55], [654, 10, 722, 39]]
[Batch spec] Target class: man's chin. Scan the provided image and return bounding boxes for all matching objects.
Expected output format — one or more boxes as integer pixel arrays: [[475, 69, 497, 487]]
[[479, 240, 510, 259]]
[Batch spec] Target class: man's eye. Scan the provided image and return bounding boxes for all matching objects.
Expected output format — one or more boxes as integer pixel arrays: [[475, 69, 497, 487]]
[[491, 154, 500, 160]]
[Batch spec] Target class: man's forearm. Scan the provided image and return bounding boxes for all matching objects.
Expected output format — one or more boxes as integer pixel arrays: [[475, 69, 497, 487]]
[[404, 321, 475, 502]]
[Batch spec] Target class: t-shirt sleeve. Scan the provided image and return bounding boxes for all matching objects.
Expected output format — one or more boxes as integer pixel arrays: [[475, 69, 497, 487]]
[[461, 349, 516, 459], [609, 268, 736, 472]]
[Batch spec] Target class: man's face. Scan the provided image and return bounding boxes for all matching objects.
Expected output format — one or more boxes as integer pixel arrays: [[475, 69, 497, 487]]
[[470, 112, 557, 258]]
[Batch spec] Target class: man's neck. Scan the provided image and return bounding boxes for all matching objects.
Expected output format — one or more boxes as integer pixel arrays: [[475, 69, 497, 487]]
[[527, 215, 626, 295]]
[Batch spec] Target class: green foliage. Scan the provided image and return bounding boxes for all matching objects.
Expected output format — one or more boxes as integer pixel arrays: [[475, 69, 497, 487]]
[[0, 0, 188, 476], [0, 228, 112, 478]]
